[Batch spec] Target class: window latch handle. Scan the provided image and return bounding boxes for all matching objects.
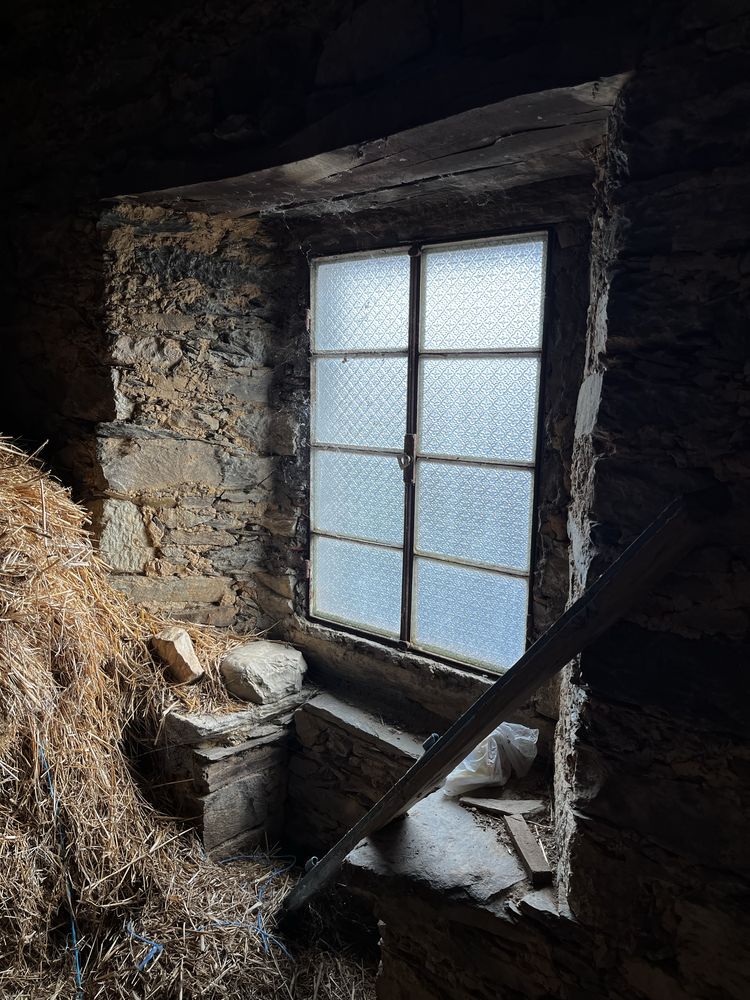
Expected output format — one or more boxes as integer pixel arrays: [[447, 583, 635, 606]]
[[397, 433, 416, 483]]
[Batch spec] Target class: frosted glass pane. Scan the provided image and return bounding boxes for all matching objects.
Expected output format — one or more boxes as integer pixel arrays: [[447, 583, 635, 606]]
[[314, 253, 410, 351], [312, 449, 404, 545], [413, 558, 528, 670], [313, 356, 407, 449], [422, 238, 545, 350], [312, 535, 402, 637], [416, 462, 532, 571], [418, 356, 539, 462]]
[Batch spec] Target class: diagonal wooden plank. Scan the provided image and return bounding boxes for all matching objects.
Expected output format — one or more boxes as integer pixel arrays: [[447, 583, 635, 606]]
[[281, 486, 728, 920]]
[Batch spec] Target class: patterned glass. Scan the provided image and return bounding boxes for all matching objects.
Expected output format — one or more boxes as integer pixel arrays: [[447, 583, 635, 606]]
[[415, 461, 533, 571], [313, 253, 410, 351], [421, 237, 545, 350], [418, 356, 539, 462], [313, 356, 407, 449], [412, 557, 528, 670], [312, 450, 404, 546], [312, 535, 402, 637]]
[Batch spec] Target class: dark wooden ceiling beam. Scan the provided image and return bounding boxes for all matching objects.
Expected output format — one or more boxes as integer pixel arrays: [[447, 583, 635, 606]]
[[120, 75, 628, 217]]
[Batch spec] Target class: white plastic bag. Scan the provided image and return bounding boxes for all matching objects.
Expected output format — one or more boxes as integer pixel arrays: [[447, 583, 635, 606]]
[[443, 722, 539, 797]]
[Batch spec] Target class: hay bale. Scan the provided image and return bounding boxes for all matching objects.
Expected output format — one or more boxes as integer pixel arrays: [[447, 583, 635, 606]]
[[0, 439, 373, 999]]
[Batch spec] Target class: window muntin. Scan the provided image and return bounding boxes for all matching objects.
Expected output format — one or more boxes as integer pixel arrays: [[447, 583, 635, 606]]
[[309, 234, 547, 672]]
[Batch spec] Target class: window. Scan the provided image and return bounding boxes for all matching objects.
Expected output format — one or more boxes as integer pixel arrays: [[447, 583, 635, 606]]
[[309, 233, 547, 672]]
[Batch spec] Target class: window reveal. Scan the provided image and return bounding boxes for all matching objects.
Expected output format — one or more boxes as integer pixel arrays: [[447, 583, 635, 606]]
[[309, 233, 547, 672]]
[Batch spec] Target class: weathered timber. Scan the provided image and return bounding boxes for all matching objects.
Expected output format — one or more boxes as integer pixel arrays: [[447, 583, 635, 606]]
[[460, 797, 545, 818], [281, 487, 728, 919], [504, 814, 553, 888], [129, 77, 627, 216]]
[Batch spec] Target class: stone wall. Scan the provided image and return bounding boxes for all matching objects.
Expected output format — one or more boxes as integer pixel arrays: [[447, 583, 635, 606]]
[[158, 689, 310, 854], [92, 204, 304, 627], [285, 693, 422, 856], [554, 11, 750, 999]]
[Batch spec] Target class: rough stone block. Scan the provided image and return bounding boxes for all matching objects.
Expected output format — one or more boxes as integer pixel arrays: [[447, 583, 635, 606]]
[[254, 570, 296, 600], [151, 626, 204, 683], [219, 452, 275, 489], [99, 434, 223, 492], [220, 640, 307, 704], [213, 367, 273, 404], [95, 498, 153, 573], [200, 764, 285, 852], [112, 574, 233, 607]]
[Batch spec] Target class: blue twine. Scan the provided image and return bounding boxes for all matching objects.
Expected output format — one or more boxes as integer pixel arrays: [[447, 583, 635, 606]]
[[127, 922, 164, 971], [67, 890, 84, 996], [127, 851, 296, 974], [38, 746, 294, 984], [38, 742, 84, 1000], [188, 852, 298, 960]]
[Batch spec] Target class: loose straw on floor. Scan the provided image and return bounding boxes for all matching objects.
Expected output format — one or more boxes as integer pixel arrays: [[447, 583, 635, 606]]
[[0, 439, 374, 1000]]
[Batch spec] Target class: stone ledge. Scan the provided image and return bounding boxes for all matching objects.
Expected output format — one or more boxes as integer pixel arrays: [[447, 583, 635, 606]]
[[284, 690, 423, 855], [164, 687, 313, 745], [299, 692, 424, 761], [285, 616, 495, 731], [344, 791, 526, 914], [344, 791, 575, 944]]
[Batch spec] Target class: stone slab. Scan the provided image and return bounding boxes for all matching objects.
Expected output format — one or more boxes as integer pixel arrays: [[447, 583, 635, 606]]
[[200, 770, 286, 852], [504, 815, 553, 888], [164, 688, 311, 745], [98, 434, 222, 491], [96, 498, 153, 572], [193, 735, 287, 794], [347, 790, 525, 907], [112, 574, 233, 606], [299, 692, 423, 761], [518, 888, 560, 923]]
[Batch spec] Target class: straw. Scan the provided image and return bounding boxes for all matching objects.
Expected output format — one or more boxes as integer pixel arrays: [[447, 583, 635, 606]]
[[0, 439, 373, 999]]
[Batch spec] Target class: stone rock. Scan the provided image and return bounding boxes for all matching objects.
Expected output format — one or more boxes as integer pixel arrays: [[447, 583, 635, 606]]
[[346, 790, 525, 907], [96, 498, 153, 573], [152, 626, 204, 683], [220, 640, 307, 704], [518, 888, 560, 923], [98, 434, 222, 492], [255, 570, 295, 599]]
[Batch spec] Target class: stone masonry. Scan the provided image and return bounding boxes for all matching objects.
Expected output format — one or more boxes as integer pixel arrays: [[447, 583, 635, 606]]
[[92, 204, 304, 628]]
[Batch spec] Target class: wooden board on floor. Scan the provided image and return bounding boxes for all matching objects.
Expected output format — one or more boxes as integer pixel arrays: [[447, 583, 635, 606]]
[[504, 814, 552, 888], [460, 797, 545, 818]]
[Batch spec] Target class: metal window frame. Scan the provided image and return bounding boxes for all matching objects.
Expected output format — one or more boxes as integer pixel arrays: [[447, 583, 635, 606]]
[[307, 229, 551, 675]]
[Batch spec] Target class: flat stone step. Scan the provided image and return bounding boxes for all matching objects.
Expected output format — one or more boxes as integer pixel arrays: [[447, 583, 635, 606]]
[[299, 692, 424, 761], [345, 790, 526, 909]]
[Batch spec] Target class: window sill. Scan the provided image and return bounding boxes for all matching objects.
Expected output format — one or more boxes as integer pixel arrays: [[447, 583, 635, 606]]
[[281, 613, 497, 731]]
